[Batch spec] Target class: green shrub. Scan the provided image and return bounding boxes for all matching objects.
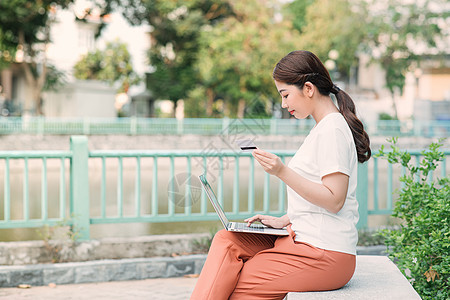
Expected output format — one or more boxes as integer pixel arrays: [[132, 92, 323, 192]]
[[357, 228, 386, 246], [378, 112, 398, 120], [376, 138, 449, 300]]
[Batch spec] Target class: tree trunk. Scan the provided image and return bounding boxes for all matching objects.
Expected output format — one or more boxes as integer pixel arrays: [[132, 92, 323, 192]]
[[206, 88, 214, 117], [237, 99, 246, 119], [391, 92, 399, 120], [19, 30, 47, 116], [172, 99, 178, 118], [22, 63, 47, 116], [223, 101, 230, 117]]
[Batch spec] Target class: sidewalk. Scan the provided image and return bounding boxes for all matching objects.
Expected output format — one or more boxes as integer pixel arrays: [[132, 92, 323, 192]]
[[0, 277, 198, 300]]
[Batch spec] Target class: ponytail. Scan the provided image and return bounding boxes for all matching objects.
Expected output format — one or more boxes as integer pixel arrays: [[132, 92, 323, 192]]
[[333, 89, 371, 163]]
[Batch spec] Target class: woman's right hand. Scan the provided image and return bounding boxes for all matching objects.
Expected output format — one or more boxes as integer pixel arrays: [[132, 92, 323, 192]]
[[244, 214, 290, 229]]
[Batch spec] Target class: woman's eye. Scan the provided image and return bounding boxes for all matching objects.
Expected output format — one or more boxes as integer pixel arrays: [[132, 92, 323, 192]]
[[283, 95, 288, 99]]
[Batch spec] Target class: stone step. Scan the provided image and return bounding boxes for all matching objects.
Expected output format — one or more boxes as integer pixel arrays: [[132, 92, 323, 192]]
[[0, 255, 207, 288]]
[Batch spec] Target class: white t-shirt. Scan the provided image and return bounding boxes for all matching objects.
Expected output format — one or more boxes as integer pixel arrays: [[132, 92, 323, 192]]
[[287, 112, 359, 255]]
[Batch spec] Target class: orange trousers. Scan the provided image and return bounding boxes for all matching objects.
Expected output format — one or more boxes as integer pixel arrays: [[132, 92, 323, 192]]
[[190, 226, 356, 300]]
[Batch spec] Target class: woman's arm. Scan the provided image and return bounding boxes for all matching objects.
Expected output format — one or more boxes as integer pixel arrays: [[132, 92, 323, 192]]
[[252, 149, 349, 214]]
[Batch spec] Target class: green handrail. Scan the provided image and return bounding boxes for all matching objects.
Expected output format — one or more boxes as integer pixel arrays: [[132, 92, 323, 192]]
[[0, 136, 448, 241], [0, 117, 449, 137]]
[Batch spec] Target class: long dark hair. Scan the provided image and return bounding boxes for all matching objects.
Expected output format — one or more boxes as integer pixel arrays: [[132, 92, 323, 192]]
[[273, 50, 371, 163]]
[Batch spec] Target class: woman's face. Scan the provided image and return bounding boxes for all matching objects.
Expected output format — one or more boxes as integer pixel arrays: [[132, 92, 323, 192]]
[[274, 80, 313, 119]]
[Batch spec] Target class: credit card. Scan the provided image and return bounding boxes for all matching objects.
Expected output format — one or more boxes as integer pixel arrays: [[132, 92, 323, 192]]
[[236, 139, 257, 152]]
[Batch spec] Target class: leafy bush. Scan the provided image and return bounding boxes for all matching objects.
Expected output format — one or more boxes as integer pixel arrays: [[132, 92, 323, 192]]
[[357, 228, 386, 246], [378, 112, 398, 121], [376, 138, 449, 300]]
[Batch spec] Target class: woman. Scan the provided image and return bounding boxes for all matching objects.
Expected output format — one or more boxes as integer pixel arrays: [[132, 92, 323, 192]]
[[190, 50, 371, 300]]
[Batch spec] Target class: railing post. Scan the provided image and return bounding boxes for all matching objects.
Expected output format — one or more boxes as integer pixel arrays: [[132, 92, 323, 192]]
[[70, 135, 90, 240], [270, 118, 277, 135], [177, 118, 183, 135], [38, 116, 45, 135], [357, 162, 369, 229], [222, 117, 229, 135], [83, 118, 90, 135], [130, 116, 137, 135]]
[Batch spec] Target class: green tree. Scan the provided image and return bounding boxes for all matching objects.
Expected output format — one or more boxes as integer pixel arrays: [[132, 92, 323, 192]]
[[283, 0, 314, 34], [294, 0, 368, 82], [73, 40, 140, 93], [191, 0, 303, 118], [363, 0, 449, 119], [107, 0, 233, 116], [0, 0, 74, 115]]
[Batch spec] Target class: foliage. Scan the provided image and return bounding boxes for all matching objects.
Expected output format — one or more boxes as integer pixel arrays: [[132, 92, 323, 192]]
[[192, 227, 218, 254], [0, 0, 74, 115], [295, 0, 368, 81], [376, 138, 449, 300], [195, 0, 303, 118], [283, 0, 314, 34], [378, 112, 398, 121], [36, 217, 81, 263], [108, 0, 302, 118], [357, 228, 385, 247], [362, 0, 449, 118], [109, 0, 233, 112], [0, 0, 71, 64], [43, 64, 68, 92], [184, 85, 210, 118], [96, 0, 447, 119], [73, 40, 140, 93]]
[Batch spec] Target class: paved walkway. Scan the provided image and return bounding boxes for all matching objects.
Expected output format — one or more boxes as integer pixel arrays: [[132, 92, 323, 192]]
[[0, 277, 198, 300]]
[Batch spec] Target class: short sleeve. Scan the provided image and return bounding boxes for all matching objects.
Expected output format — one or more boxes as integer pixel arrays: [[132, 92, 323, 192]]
[[316, 127, 352, 178]]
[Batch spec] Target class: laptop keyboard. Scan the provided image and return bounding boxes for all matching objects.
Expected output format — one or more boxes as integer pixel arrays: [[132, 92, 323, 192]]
[[233, 223, 265, 232]]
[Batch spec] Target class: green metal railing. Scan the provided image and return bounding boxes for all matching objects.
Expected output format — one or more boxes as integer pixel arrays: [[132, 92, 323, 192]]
[[0, 117, 449, 137], [0, 150, 71, 229], [0, 136, 448, 240]]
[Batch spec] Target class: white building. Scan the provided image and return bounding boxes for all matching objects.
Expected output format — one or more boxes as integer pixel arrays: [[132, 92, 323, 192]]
[[356, 53, 450, 124]]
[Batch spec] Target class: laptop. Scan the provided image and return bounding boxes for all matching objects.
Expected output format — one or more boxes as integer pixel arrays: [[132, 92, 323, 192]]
[[198, 174, 289, 236]]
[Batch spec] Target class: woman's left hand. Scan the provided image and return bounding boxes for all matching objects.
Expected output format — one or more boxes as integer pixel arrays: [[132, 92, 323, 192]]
[[244, 214, 290, 229], [252, 149, 285, 176]]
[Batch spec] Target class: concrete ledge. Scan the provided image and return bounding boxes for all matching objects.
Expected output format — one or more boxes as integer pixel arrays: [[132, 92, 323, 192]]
[[0, 233, 209, 265], [0, 254, 207, 288], [287, 256, 421, 299]]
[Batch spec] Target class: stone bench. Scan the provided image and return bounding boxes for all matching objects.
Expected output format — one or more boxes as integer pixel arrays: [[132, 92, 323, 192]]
[[286, 256, 421, 299]]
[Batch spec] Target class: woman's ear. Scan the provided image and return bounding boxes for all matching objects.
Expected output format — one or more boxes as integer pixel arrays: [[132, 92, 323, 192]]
[[303, 82, 315, 98]]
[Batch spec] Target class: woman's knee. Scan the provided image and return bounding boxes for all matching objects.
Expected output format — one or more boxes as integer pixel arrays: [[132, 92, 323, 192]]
[[210, 229, 251, 250], [212, 229, 234, 244], [207, 229, 238, 255]]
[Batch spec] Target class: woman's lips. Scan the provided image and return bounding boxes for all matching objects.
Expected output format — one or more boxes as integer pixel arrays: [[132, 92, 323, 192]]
[[289, 110, 295, 115]]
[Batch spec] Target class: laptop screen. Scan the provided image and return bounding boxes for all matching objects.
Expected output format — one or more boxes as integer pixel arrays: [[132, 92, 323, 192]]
[[198, 174, 229, 227]]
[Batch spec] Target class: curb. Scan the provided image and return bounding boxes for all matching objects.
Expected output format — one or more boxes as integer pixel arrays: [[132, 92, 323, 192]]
[[0, 233, 210, 266], [0, 254, 207, 288]]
